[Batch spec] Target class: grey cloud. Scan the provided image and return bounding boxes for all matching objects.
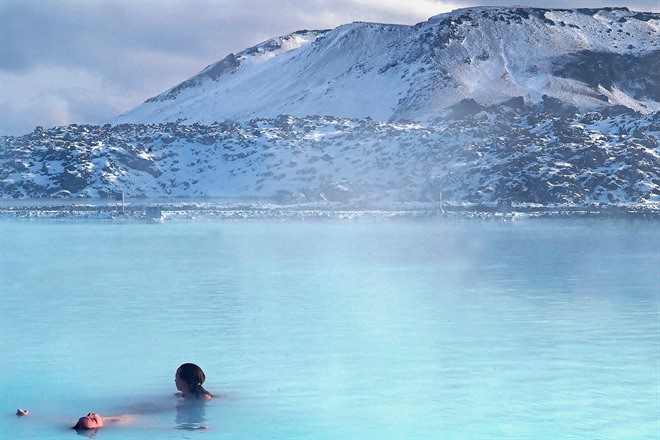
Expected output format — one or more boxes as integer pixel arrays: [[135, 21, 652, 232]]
[[1, 3, 207, 72], [0, 3, 50, 72]]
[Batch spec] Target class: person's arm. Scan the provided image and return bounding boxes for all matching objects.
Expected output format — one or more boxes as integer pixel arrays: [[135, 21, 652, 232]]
[[102, 414, 135, 425]]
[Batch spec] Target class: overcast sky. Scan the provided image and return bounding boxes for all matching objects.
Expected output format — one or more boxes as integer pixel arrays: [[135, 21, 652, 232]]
[[1, 0, 658, 136]]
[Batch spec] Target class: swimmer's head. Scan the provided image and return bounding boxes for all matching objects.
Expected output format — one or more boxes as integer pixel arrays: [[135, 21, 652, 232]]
[[176, 363, 212, 399], [73, 413, 104, 430]]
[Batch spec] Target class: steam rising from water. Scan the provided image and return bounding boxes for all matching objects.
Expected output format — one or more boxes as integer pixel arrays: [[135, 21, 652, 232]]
[[0, 219, 658, 439]]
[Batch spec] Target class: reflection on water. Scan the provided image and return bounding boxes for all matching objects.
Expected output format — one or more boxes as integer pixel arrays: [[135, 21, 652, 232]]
[[74, 428, 100, 439], [175, 399, 207, 430]]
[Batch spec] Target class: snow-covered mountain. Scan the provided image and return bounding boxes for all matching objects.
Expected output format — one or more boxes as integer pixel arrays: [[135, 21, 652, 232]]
[[2, 6, 659, 212], [2, 107, 658, 207], [113, 6, 659, 125]]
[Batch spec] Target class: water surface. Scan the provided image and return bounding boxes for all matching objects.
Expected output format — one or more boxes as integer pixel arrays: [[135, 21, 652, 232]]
[[1, 218, 658, 439]]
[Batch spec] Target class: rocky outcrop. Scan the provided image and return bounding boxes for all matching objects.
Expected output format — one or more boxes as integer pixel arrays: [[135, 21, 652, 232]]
[[2, 107, 658, 207]]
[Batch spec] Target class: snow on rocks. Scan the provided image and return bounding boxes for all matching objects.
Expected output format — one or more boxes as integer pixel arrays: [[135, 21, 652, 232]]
[[2, 108, 659, 212]]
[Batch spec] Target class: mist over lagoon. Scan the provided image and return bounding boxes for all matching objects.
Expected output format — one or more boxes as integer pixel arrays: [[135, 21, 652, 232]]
[[1, 218, 658, 438]]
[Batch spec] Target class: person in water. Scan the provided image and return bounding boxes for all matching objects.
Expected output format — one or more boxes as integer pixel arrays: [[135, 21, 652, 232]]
[[73, 413, 135, 431], [16, 409, 131, 431], [72, 413, 108, 430], [175, 363, 213, 400], [15, 362, 212, 431]]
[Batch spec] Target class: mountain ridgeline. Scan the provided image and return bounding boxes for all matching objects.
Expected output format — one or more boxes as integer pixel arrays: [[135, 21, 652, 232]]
[[114, 6, 659, 124], [1, 6, 659, 209]]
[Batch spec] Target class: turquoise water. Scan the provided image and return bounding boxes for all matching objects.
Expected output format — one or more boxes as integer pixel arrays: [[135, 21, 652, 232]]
[[0, 218, 658, 439]]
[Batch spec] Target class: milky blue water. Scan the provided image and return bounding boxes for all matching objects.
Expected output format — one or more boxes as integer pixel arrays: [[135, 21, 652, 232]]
[[1, 218, 658, 439]]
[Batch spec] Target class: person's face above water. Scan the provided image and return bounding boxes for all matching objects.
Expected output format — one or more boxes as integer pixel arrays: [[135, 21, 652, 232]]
[[74, 413, 104, 429], [175, 368, 187, 393]]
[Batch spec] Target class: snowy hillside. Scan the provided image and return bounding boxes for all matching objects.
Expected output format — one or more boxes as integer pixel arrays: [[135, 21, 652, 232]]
[[2, 6, 659, 212], [113, 7, 659, 125], [3, 106, 658, 207]]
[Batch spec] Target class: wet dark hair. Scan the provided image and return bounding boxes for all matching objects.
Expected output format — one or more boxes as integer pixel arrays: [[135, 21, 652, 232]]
[[177, 363, 213, 398]]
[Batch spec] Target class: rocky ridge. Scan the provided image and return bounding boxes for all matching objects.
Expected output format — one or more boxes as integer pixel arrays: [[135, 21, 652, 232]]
[[2, 106, 658, 209]]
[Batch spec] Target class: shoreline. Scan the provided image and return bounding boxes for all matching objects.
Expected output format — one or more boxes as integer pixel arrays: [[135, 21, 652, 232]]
[[1, 199, 658, 221]]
